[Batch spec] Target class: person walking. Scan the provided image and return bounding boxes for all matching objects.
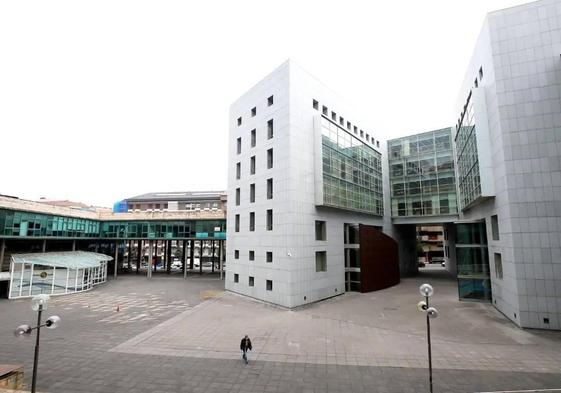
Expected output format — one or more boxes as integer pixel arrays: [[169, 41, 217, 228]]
[[240, 335, 252, 364]]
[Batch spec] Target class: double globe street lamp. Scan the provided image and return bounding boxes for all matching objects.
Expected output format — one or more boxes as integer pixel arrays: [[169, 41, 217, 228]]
[[14, 294, 61, 393], [417, 283, 438, 393]]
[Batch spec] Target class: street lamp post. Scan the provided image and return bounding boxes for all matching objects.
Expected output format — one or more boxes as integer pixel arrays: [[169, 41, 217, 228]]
[[14, 294, 61, 393], [417, 283, 438, 393]]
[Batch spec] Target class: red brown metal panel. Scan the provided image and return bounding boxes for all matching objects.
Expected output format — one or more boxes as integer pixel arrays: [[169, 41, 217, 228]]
[[359, 224, 400, 292]]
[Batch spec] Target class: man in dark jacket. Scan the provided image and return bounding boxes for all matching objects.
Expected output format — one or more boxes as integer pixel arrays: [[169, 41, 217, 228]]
[[240, 335, 252, 364]]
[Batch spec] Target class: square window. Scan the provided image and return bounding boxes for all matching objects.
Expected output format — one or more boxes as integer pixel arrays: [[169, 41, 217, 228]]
[[237, 137, 241, 154], [322, 106, 328, 116], [331, 111, 336, 121], [266, 209, 273, 230], [315, 220, 326, 241], [346, 121, 351, 130], [251, 129, 256, 147], [250, 156, 256, 175], [491, 215, 500, 241], [353, 125, 358, 134], [237, 117, 242, 126], [249, 276, 254, 286], [267, 119, 274, 139], [234, 273, 239, 283], [236, 162, 241, 180], [479, 66, 483, 80], [267, 149, 273, 169], [316, 251, 327, 272], [235, 188, 240, 206], [312, 99, 318, 110], [494, 253, 503, 279], [249, 250, 254, 261], [266, 280, 273, 291], [234, 250, 239, 259], [360, 130, 364, 137], [267, 95, 274, 106], [339, 116, 344, 126], [376, 140, 380, 148], [249, 212, 255, 232], [366, 133, 370, 141], [250, 183, 255, 203], [267, 178, 273, 199], [266, 251, 273, 263], [474, 78, 478, 88], [251, 107, 256, 117], [235, 214, 240, 232]]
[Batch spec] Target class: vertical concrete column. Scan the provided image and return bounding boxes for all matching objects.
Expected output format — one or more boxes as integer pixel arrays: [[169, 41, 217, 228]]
[[42, 239, 46, 252], [114, 241, 119, 278], [136, 240, 142, 274], [211, 241, 216, 273], [181, 240, 187, 278], [219, 240, 224, 280], [0, 239, 5, 271], [189, 239, 194, 270], [147, 240, 153, 279], [72, 240, 76, 251], [199, 240, 203, 275], [166, 240, 172, 274]]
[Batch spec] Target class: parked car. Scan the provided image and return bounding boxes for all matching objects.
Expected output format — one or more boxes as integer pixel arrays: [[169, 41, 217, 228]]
[[431, 257, 444, 264]]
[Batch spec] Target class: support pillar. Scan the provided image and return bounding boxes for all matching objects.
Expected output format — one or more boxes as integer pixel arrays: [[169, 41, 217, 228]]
[[182, 240, 187, 279], [220, 240, 224, 280], [72, 240, 76, 251], [189, 239, 194, 270], [199, 240, 203, 275], [0, 239, 5, 271], [114, 241, 119, 278], [166, 240, 172, 274], [154, 240, 158, 272], [127, 240, 132, 271], [147, 241, 153, 279], [211, 241, 216, 273], [42, 239, 46, 253], [217, 240, 222, 280], [136, 240, 142, 274]]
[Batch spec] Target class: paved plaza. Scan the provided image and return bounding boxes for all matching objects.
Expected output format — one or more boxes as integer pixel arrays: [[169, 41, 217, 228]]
[[1, 271, 561, 392]]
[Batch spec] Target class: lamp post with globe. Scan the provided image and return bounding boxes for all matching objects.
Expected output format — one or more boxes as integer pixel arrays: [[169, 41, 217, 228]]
[[417, 283, 438, 393], [14, 294, 61, 393]]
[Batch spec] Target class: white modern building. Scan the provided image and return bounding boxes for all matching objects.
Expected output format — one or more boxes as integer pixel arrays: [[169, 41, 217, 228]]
[[226, 60, 397, 308], [445, 0, 561, 329]]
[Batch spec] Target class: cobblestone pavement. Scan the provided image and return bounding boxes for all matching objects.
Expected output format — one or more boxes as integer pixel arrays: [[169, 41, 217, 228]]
[[1, 273, 561, 393]]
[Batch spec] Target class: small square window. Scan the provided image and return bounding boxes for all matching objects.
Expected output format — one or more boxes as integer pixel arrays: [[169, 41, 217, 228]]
[[376, 140, 380, 148], [346, 121, 351, 130], [235, 214, 240, 232], [312, 99, 318, 110], [237, 117, 242, 126], [267, 95, 274, 106], [234, 250, 239, 259], [479, 66, 483, 80], [266, 209, 273, 231], [249, 212, 255, 232], [360, 130, 364, 137], [267, 178, 273, 199], [251, 129, 256, 147], [266, 280, 273, 291], [249, 276, 254, 286], [249, 250, 255, 261], [251, 107, 256, 117], [315, 220, 326, 241], [491, 215, 500, 241], [316, 251, 327, 272], [267, 119, 274, 139], [322, 106, 328, 116], [235, 188, 240, 206], [237, 137, 241, 154], [234, 273, 239, 283], [474, 78, 478, 88], [250, 156, 256, 175], [331, 111, 336, 121], [494, 253, 503, 279], [266, 251, 273, 263], [250, 183, 255, 203], [236, 162, 241, 180], [267, 148, 273, 169], [353, 126, 358, 134], [339, 116, 344, 126]]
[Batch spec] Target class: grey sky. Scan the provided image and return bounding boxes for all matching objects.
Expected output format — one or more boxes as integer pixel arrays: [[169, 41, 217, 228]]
[[0, 0, 529, 207]]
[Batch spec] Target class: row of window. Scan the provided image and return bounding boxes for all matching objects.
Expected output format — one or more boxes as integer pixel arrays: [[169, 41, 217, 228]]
[[232, 250, 327, 272], [234, 249, 273, 262], [237, 119, 274, 154], [235, 179, 273, 205], [233, 274, 273, 290], [313, 98, 379, 149], [235, 149, 273, 179], [234, 210, 273, 232], [237, 95, 274, 126]]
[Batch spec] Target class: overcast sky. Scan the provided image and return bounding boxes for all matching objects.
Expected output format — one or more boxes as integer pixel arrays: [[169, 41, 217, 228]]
[[0, 0, 529, 207]]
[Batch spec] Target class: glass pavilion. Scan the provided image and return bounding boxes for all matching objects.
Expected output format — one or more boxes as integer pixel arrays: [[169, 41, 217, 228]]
[[9, 251, 112, 299]]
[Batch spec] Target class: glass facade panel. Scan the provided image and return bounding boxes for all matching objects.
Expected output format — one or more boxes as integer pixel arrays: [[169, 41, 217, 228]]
[[455, 222, 491, 302], [320, 117, 383, 215], [388, 128, 457, 217]]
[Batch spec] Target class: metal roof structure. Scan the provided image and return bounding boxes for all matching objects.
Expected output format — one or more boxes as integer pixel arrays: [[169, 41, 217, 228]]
[[11, 251, 113, 269], [125, 191, 225, 202]]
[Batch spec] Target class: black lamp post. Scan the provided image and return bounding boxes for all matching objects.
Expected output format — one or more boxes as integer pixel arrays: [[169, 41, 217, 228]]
[[14, 294, 61, 393], [418, 283, 438, 393]]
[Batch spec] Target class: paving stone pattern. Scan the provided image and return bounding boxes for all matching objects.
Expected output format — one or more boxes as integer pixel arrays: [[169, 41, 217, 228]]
[[1, 273, 560, 393]]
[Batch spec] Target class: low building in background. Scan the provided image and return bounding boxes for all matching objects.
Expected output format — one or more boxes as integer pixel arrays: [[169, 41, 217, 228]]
[[123, 191, 226, 213]]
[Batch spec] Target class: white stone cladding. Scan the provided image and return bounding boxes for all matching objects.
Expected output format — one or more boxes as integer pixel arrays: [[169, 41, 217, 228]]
[[454, 0, 561, 329], [226, 60, 386, 308]]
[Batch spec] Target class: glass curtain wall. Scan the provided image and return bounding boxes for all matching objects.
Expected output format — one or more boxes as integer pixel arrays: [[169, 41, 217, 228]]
[[455, 222, 491, 301], [388, 128, 457, 217], [321, 117, 383, 215], [9, 261, 108, 299]]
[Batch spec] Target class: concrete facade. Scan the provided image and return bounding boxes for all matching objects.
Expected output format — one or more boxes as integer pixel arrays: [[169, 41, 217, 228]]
[[226, 61, 386, 308], [452, 0, 561, 329]]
